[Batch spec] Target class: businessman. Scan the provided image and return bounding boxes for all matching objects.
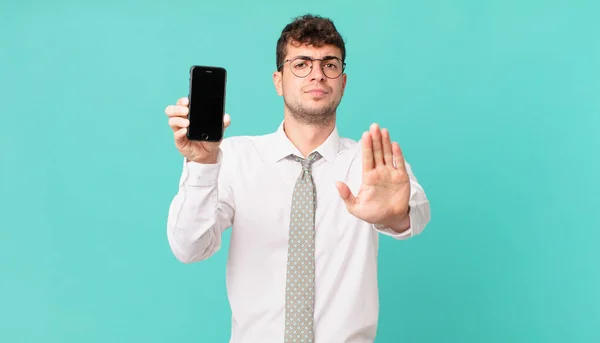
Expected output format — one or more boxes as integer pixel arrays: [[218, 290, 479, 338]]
[[164, 13, 431, 343]]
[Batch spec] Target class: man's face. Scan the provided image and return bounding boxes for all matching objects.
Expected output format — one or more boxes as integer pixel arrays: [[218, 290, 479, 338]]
[[273, 42, 347, 126]]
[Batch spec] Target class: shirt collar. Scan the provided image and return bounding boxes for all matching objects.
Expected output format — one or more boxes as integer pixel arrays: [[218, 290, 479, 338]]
[[268, 120, 340, 164]]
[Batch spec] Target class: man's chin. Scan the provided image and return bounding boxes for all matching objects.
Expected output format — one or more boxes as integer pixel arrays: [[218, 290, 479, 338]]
[[306, 106, 335, 117], [284, 98, 339, 124]]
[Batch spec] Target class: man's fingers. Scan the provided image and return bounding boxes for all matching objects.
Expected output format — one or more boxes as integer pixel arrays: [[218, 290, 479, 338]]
[[392, 142, 406, 171], [169, 117, 189, 132], [174, 127, 188, 144], [362, 131, 374, 173], [168, 109, 229, 134], [177, 97, 189, 106], [165, 105, 189, 117], [381, 128, 394, 167], [335, 181, 356, 213], [370, 123, 384, 167], [224, 113, 231, 129]]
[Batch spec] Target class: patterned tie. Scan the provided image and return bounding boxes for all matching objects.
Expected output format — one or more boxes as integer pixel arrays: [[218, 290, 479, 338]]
[[284, 151, 321, 343]]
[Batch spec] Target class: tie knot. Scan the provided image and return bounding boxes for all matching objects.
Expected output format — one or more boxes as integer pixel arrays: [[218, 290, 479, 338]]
[[292, 152, 321, 171]]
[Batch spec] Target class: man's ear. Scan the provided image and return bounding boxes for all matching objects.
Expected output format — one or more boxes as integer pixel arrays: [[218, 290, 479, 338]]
[[273, 71, 283, 96]]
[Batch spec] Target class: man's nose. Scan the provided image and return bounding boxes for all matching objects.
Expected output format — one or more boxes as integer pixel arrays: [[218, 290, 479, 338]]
[[309, 63, 326, 81]]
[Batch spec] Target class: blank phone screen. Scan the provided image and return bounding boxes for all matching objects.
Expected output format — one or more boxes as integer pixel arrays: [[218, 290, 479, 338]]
[[188, 66, 226, 141]]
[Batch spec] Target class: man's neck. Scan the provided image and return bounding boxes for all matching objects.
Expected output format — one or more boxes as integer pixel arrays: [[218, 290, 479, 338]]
[[282, 114, 336, 158]]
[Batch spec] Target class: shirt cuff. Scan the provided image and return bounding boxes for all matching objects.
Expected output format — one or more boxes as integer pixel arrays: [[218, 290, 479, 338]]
[[181, 150, 222, 187]]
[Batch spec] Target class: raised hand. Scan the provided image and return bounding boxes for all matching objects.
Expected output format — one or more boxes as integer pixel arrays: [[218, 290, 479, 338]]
[[335, 123, 411, 230], [165, 97, 231, 164]]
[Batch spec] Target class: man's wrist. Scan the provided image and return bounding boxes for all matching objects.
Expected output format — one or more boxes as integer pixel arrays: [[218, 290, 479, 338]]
[[380, 206, 411, 233], [186, 152, 219, 164]]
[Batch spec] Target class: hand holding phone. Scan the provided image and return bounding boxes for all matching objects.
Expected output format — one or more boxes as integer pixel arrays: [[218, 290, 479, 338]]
[[164, 65, 229, 164], [165, 97, 231, 164], [187, 65, 227, 142]]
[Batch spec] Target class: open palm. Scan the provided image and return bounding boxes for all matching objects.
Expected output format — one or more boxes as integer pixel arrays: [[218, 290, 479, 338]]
[[336, 124, 410, 226]]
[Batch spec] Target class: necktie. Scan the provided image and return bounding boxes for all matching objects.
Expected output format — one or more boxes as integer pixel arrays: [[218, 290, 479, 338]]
[[284, 151, 321, 343]]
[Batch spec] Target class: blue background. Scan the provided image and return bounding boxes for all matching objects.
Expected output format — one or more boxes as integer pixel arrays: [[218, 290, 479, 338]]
[[1, 0, 599, 342]]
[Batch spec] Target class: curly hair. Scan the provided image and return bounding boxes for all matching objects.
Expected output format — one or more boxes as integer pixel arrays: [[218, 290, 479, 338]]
[[276, 14, 346, 71]]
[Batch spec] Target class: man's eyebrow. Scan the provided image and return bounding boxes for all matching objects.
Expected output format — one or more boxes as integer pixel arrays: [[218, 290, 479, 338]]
[[292, 55, 341, 60]]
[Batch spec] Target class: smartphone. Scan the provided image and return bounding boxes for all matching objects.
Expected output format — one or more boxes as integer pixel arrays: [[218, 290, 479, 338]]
[[187, 65, 227, 141]]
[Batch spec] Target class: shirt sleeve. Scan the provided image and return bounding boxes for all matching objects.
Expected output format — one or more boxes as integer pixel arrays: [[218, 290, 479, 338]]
[[373, 160, 431, 240], [166, 144, 236, 263]]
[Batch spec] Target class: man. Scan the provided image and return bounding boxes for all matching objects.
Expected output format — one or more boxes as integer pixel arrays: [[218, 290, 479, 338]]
[[164, 14, 430, 343]]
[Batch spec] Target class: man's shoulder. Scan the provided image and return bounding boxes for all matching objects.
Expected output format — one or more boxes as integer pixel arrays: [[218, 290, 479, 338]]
[[339, 135, 359, 147], [221, 131, 274, 145], [338, 135, 361, 155], [219, 132, 275, 155], [219, 130, 362, 157]]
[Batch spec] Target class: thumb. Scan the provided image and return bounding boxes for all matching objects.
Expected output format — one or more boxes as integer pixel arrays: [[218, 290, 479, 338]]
[[223, 113, 231, 129], [335, 181, 356, 212], [174, 127, 188, 145]]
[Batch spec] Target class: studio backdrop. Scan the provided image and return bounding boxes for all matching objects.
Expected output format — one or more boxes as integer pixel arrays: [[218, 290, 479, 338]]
[[1, 0, 598, 342]]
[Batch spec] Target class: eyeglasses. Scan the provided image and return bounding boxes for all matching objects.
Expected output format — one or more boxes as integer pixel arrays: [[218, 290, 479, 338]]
[[278, 56, 346, 79]]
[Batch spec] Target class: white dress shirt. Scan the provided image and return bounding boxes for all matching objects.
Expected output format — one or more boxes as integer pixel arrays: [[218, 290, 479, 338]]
[[166, 122, 431, 343]]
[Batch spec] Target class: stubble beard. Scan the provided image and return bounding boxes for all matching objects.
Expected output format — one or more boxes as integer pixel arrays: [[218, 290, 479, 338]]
[[284, 94, 341, 127]]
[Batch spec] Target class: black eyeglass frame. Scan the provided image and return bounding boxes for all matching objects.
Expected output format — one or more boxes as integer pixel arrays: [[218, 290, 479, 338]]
[[277, 55, 347, 79]]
